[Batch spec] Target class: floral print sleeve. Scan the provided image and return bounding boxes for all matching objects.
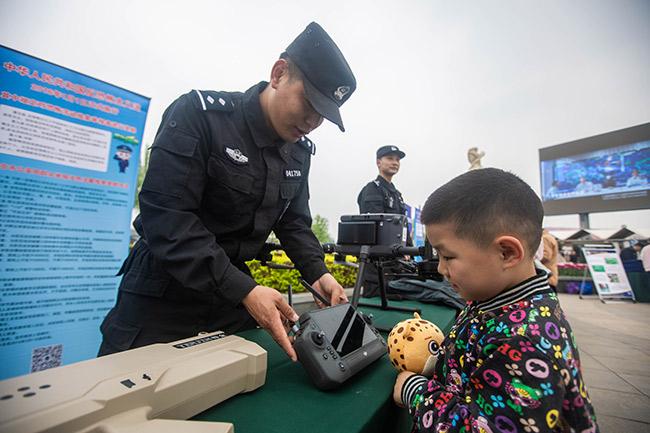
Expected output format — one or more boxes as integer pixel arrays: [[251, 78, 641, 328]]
[[400, 272, 598, 433]]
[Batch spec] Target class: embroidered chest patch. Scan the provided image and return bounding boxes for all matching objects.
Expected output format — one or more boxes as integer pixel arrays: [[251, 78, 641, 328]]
[[225, 147, 248, 164]]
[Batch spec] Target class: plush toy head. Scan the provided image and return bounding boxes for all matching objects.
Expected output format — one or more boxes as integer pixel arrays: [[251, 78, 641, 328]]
[[388, 312, 445, 375]]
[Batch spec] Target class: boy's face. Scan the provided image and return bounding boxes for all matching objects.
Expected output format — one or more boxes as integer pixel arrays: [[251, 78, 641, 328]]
[[427, 222, 508, 302]]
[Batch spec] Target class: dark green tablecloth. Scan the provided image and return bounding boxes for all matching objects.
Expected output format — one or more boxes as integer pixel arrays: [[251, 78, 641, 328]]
[[192, 299, 457, 433], [628, 272, 650, 302]]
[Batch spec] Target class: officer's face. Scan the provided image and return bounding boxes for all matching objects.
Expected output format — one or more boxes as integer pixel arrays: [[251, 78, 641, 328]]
[[377, 154, 400, 176], [268, 60, 324, 143]]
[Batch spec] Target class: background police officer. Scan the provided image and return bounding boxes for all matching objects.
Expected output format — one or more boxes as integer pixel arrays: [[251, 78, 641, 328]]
[[357, 145, 408, 215], [356, 145, 409, 297], [99, 22, 356, 361]]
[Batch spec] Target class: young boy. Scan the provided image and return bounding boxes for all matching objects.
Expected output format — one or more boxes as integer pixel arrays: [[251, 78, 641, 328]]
[[393, 168, 598, 433]]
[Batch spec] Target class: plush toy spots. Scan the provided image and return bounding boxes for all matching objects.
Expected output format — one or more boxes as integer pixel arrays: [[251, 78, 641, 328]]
[[388, 312, 445, 375]]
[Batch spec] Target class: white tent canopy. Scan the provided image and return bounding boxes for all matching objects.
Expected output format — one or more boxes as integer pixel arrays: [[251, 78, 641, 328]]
[[547, 227, 649, 241]]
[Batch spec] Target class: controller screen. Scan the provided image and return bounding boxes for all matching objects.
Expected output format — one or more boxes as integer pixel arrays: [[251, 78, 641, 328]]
[[313, 305, 376, 357]]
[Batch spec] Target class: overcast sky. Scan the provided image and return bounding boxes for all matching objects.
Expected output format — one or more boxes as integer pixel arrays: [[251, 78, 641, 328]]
[[2, 0, 649, 236]]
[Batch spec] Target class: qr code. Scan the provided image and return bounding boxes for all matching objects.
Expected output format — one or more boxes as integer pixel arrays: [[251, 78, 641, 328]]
[[31, 344, 63, 373]]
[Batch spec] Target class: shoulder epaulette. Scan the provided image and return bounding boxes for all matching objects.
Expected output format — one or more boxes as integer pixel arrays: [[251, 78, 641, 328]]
[[298, 136, 316, 155], [191, 89, 235, 112]]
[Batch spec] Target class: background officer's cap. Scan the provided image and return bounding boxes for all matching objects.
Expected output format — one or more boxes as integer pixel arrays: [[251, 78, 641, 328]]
[[116, 145, 132, 152], [377, 145, 406, 159], [285, 22, 356, 132]]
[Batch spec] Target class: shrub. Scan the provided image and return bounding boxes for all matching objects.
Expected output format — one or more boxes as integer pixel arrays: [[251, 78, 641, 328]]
[[247, 251, 358, 292]]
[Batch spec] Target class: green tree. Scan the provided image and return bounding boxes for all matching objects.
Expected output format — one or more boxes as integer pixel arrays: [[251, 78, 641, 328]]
[[311, 214, 333, 243]]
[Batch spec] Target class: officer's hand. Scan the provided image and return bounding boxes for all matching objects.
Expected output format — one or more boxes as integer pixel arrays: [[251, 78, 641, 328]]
[[242, 285, 299, 361], [311, 273, 348, 307], [393, 371, 415, 407]]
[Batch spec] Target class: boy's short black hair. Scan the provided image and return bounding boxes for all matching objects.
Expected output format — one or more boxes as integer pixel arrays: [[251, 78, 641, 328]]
[[421, 168, 544, 257]]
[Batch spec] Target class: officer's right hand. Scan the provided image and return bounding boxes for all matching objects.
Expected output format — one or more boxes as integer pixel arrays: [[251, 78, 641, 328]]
[[242, 285, 299, 362]]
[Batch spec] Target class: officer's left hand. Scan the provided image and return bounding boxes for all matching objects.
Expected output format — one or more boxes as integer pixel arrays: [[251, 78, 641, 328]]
[[311, 273, 348, 307]]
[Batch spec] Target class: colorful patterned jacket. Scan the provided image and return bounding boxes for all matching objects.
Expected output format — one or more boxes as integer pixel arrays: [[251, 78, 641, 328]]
[[401, 271, 598, 433]]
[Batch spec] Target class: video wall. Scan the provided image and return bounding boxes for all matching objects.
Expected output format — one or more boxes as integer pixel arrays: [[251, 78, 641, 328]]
[[539, 123, 650, 216]]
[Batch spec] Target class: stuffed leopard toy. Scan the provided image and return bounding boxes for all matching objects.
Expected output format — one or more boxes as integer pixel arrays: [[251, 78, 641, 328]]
[[387, 312, 445, 376]]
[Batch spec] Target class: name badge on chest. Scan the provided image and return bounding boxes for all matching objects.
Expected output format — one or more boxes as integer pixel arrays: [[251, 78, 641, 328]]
[[284, 169, 302, 179]]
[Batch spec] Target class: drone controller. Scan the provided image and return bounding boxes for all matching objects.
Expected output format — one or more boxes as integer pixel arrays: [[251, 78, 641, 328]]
[[293, 303, 387, 390]]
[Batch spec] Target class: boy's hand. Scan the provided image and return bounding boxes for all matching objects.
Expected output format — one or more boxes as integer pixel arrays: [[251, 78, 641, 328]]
[[393, 371, 416, 407]]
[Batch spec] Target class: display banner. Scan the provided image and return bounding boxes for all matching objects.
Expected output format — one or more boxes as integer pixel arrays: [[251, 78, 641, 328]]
[[0, 46, 149, 379], [403, 203, 424, 248], [413, 207, 424, 247], [581, 244, 635, 302], [404, 203, 412, 243]]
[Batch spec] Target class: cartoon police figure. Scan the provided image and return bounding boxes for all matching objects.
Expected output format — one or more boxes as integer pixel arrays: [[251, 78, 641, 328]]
[[113, 145, 132, 173]]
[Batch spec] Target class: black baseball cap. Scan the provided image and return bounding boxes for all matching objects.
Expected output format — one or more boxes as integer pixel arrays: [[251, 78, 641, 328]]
[[285, 22, 356, 132], [377, 145, 405, 159]]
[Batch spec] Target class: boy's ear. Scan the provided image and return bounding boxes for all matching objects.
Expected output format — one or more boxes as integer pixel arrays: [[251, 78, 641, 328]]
[[494, 235, 526, 269]]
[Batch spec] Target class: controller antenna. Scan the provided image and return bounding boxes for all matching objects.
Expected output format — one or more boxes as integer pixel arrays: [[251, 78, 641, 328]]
[[298, 279, 331, 306]]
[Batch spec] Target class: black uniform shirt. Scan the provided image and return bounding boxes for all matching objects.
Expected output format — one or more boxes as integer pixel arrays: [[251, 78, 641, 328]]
[[136, 82, 328, 306], [357, 175, 407, 215]]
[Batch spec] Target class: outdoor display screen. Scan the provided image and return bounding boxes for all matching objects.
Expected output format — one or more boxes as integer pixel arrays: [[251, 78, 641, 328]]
[[539, 123, 650, 216]]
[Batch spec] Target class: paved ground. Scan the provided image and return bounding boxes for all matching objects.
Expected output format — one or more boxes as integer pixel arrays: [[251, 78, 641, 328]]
[[558, 294, 650, 433]]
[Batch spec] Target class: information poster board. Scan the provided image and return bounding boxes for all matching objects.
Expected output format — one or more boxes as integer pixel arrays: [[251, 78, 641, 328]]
[[403, 204, 424, 248], [582, 245, 635, 302], [413, 207, 424, 247], [0, 46, 149, 379]]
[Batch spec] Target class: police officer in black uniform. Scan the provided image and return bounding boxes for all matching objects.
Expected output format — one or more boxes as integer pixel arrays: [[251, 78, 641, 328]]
[[357, 145, 408, 215], [98, 22, 356, 362], [356, 145, 409, 297]]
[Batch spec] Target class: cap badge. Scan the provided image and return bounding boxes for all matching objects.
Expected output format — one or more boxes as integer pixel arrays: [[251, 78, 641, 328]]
[[391, 146, 397, 151], [225, 147, 249, 164], [334, 86, 351, 101]]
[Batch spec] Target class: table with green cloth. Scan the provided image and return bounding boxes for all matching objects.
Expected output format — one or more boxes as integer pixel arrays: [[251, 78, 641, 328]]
[[628, 272, 650, 302], [192, 299, 458, 433]]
